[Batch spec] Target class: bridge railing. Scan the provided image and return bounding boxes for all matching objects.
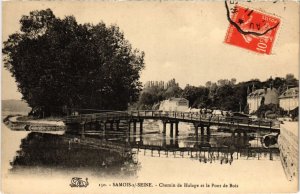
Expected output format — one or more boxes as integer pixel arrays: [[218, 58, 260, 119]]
[[65, 110, 280, 129], [65, 111, 129, 123], [129, 110, 279, 128]]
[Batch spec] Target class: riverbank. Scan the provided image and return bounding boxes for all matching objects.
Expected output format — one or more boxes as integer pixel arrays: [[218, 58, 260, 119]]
[[2, 119, 295, 194], [3, 114, 65, 131], [278, 121, 298, 182]]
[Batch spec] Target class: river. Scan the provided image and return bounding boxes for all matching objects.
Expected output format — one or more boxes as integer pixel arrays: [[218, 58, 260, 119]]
[[1, 116, 296, 193]]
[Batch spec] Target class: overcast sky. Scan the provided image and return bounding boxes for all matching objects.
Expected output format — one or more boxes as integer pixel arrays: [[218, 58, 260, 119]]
[[2, 1, 299, 100]]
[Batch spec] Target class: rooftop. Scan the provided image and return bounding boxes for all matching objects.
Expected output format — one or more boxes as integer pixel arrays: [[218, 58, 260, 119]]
[[169, 97, 188, 102], [248, 87, 278, 97], [279, 87, 299, 99]]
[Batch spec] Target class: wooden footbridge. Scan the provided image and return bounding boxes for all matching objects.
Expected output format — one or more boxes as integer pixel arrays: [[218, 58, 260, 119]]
[[65, 110, 280, 136]]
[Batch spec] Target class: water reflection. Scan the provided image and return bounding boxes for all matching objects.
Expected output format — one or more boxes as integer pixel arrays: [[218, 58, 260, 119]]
[[10, 120, 280, 177], [10, 132, 140, 178]]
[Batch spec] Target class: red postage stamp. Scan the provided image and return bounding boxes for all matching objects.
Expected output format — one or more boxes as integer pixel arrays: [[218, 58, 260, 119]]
[[224, 2, 281, 55]]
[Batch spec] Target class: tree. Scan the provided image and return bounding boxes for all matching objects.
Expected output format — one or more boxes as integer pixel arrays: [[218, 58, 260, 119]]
[[286, 74, 295, 83], [163, 85, 183, 99], [182, 85, 209, 108], [285, 73, 298, 87], [216, 78, 236, 87], [3, 9, 145, 116], [230, 78, 237, 85], [137, 85, 165, 109], [256, 104, 284, 118], [213, 84, 238, 110], [205, 81, 212, 88], [139, 92, 157, 107]]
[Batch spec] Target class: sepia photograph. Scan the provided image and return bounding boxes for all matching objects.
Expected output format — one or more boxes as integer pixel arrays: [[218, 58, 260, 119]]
[[1, 1, 299, 193]]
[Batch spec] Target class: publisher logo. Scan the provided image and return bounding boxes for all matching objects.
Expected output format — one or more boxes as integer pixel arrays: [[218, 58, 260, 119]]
[[70, 177, 89, 187]]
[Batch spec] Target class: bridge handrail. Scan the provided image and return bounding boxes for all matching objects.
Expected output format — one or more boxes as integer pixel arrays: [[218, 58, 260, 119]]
[[130, 110, 275, 124], [65, 110, 279, 128]]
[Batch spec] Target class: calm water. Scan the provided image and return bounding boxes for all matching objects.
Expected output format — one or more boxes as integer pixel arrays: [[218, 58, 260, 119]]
[[1, 119, 295, 193]]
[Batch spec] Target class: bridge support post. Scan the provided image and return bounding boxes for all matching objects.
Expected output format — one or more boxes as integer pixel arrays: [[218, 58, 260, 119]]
[[170, 137, 174, 146], [126, 129, 130, 144], [170, 123, 174, 138], [206, 134, 211, 143], [139, 119, 143, 134], [195, 125, 199, 148], [132, 121, 137, 143], [162, 121, 166, 134], [207, 125, 211, 136], [133, 121, 137, 133], [201, 125, 204, 135], [139, 131, 143, 144], [175, 132, 179, 148], [163, 133, 166, 147], [200, 135, 205, 147], [175, 122, 179, 136], [128, 121, 131, 131]]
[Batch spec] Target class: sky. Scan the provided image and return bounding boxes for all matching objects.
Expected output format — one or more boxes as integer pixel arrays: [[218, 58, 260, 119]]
[[1, 1, 299, 100]]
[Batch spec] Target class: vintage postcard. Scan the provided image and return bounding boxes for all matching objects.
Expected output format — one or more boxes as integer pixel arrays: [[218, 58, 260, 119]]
[[1, 1, 299, 194]]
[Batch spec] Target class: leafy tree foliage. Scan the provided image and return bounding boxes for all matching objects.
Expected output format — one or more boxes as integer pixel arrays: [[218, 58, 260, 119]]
[[139, 92, 158, 106], [136, 79, 183, 110], [3, 9, 145, 116], [139, 75, 298, 113], [181, 86, 209, 108], [163, 85, 183, 99], [256, 104, 284, 118]]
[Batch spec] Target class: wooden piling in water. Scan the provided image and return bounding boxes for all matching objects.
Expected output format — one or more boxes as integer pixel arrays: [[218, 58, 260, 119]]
[[140, 120, 143, 134], [207, 125, 211, 136], [133, 122, 137, 133], [201, 125, 204, 135], [170, 123, 174, 137]]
